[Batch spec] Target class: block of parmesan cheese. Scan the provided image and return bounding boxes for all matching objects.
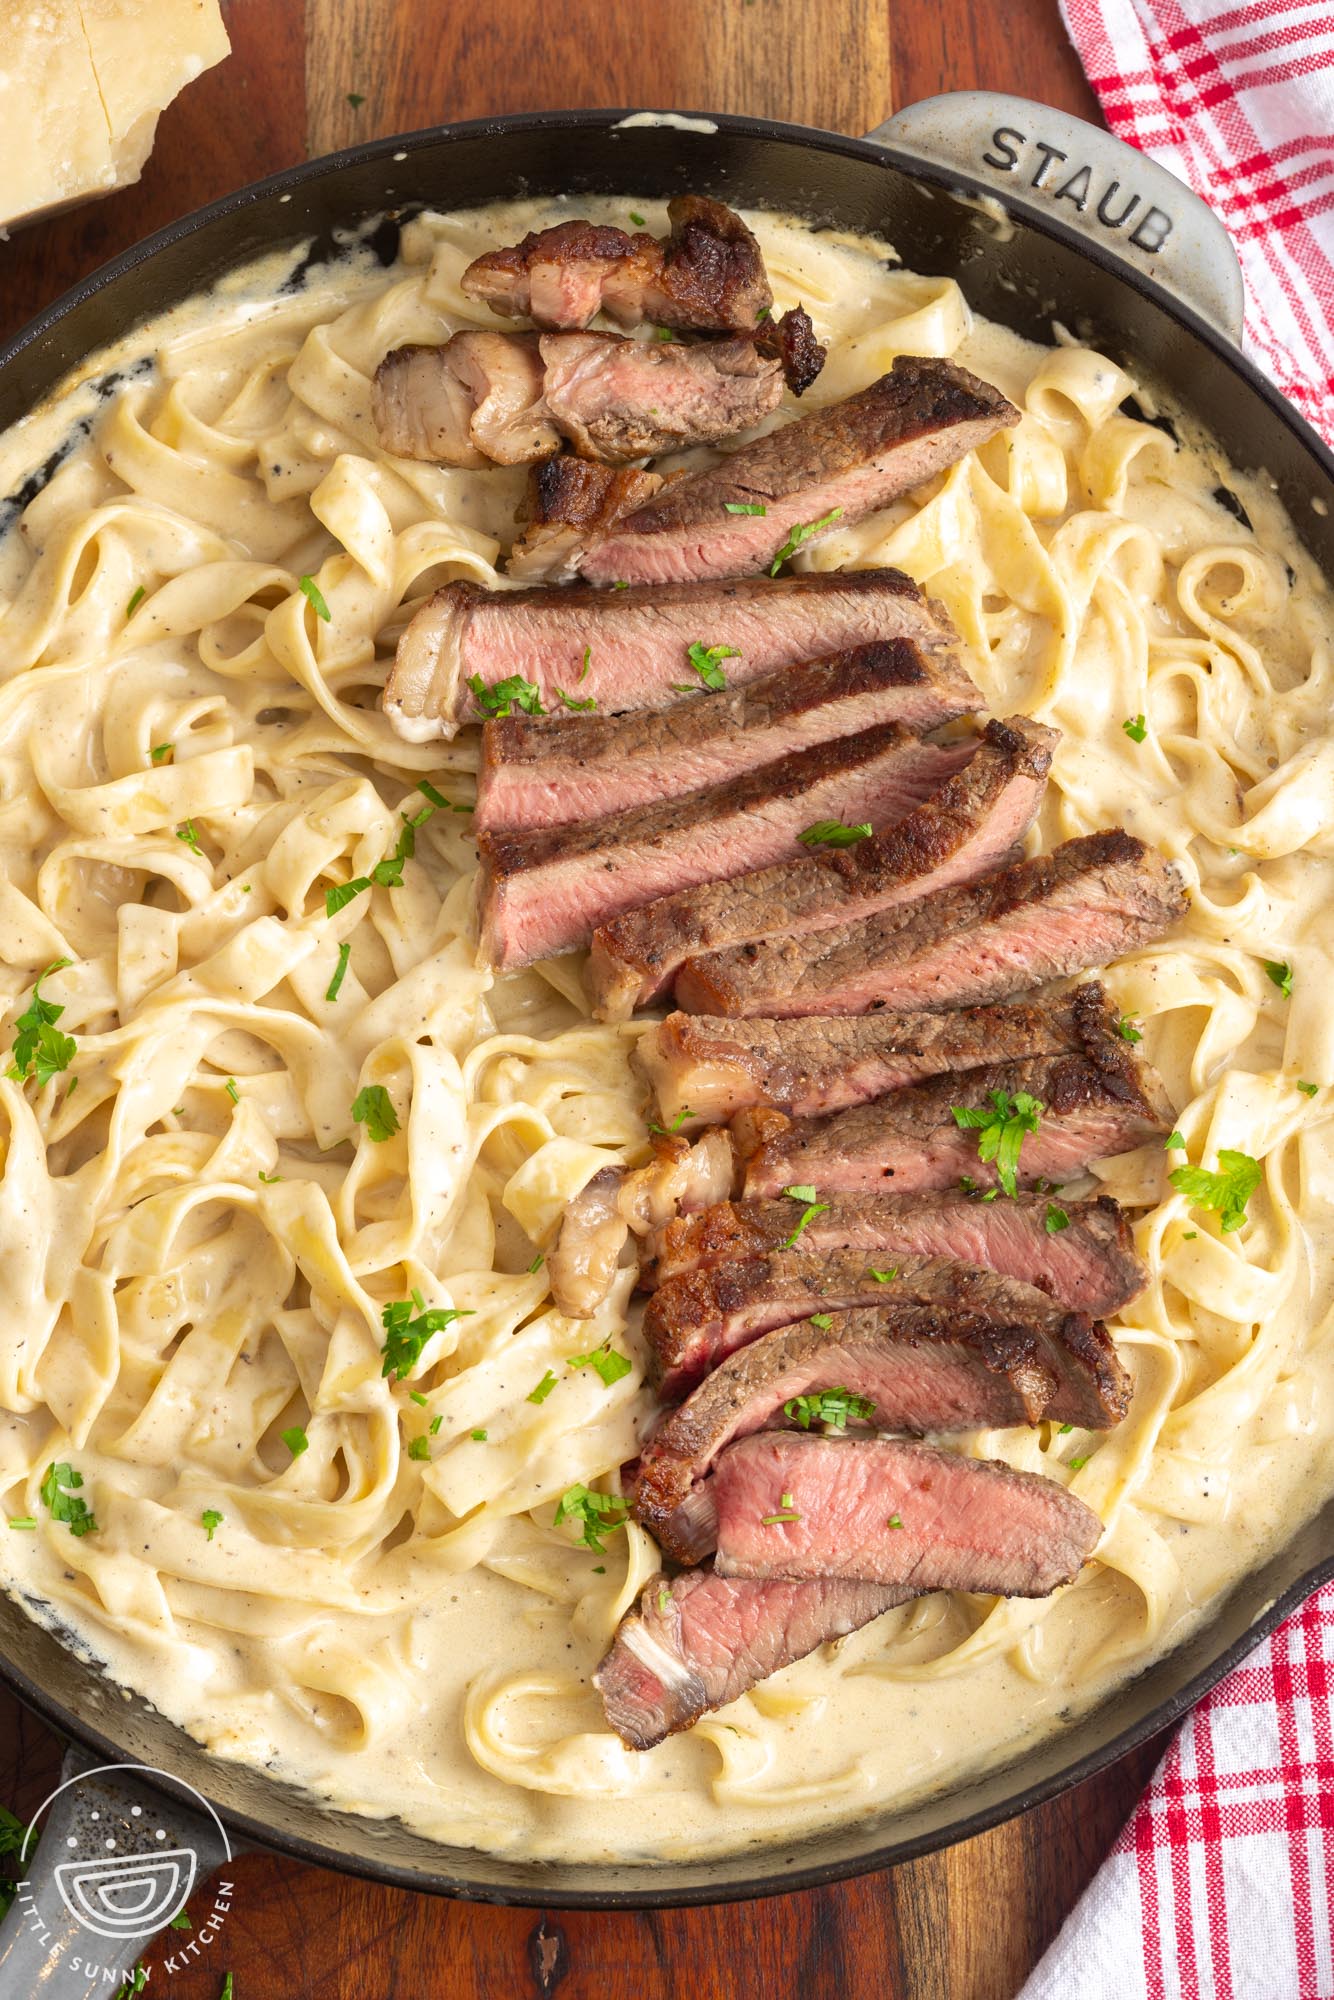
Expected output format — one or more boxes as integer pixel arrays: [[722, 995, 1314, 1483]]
[[0, 0, 231, 233]]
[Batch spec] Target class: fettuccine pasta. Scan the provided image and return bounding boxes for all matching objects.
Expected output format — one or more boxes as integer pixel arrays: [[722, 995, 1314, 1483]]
[[0, 200, 1330, 1862]]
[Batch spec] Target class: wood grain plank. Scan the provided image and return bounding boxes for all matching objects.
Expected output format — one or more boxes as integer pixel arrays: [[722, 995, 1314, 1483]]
[[890, 0, 1101, 123], [306, 0, 892, 156]]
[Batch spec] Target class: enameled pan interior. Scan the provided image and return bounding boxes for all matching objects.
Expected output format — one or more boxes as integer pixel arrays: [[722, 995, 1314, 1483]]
[[1, 110, 1332, 1905]]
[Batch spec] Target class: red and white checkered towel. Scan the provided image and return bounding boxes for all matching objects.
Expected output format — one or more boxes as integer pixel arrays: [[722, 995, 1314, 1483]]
[[1020, 1583, 1334, 1997], [1060, 0, 1334, 442]]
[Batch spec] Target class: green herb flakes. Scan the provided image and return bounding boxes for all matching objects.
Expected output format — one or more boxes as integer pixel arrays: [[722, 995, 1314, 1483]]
[[1123, 714, 1147, 743], [769, 507, 842, 574], [352, 1084, 399, 1143], [1264, 959, 1293, 997], [298, 574, 331, 621], [527, 1369, 558, 1405], [553, 1484, 630, 1551], [468, 672, 544, 718], [326, 940, 352, 1002], [380, 1296, 472, 1381], [40, 1461, 97, 1537], [1170, 1149, 1262, 1233], [280, 1427, 308, 1459], [201, 1509, 223, 1541], [950, 1088, 1043, 1198], [7, 958, 76, 1088], [567, 1343, 633, 1387], [783, 1387, 876, 1432], [797, 819, 872, 848]]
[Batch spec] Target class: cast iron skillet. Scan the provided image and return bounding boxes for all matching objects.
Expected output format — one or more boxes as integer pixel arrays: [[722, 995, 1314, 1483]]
[[0, 95, 1331, 1984]]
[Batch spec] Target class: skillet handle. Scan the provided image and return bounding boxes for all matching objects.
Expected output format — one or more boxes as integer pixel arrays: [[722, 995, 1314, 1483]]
[[0, 1743, 243, 1999], [868, 91, 1245, 345]]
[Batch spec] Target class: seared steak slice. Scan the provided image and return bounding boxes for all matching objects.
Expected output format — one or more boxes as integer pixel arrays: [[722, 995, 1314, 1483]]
[[712, 1433, 1102, 1595], [372, 334, 557, 467], [549, 1129, 734, 1319], [475, 641, 979, 833], [759, 306, 827, 397], [633, 1299, 1065, 1560], [676, 829, 1188, 1016], [636, 985, 1102, 1125], [596, 1568, 911, 1748], [647, 1189, 1146, 1322], [507, 457, 664, 585], [739, 1040, 1173, 1200], [577, 357, 1020, 587], [589, 714, 1051, 1019], [477, 724, 970, 970], [541, 330, 785, 460], [461, 196, 772, 332], [642, 1249, 1128, 1418], [385, 566, 960, 743]]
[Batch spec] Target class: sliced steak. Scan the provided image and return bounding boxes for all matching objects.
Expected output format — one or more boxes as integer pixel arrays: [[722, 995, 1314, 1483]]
[[477, 724, 971, 970], [712, 1433, 1102, 1594], [507, 457, 665, 585], [460, 197, 772, 332], [548, 1128, 734, 1319], [642, 1249, 1128, 1418], [475, 641, 980, 833], [577, 357, 1020, 587], [589, 714, 1051, 1019], [647, 1188, 1147, 1321], [596, 1568, 912, 1748], [384, 566, 960, 743], [372, 334, 558, 467], [676, 829, 1188, 1016], [636, 983, 1104, 1125], [541, 329, 786, 460], [633, 1299, 1070, 1561], [739, 1039, 1174, 1205]]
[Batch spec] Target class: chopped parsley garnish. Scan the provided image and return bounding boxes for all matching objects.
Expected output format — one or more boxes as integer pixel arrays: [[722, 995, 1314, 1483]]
[[367, 815, 421, 892], [654, 326, 674, 342], [658, 1585, 671, 1612], [1298, 1080, 1320, 1097], [1166, 1130, 1186, 1150], [380, 1293, 472, 1381], [887, 1513, 904, 1530], [769, 507, 842, 575], [470, 1428, 488, 1441], [409, 1391, 427, 1407], [8, 1518, 35, 1530], [629, 210, 646, 226], [783, 1387, 876, 1432], [258, 1170, 282, 1184], [552, 1484, 630, 1551], [579, 646, 592, 681], [1058, 1423, 1074, 1435], [406, 1434, 430, 1461], [761, 1499, 802, 1525], [567, 1343, 633, 1387], [7, 959, 76, 1087], [298, 574, 331, 621], [1169, 1149, 1262, 1233], [527, 1369, 558, 1405], [281, 1426, 308, 1458], [126, 585, 146, 619], [1264, 959, 1293, 997], [869, 1266, 898, 1283], [528, 1253, 544, 1274], [326, 941, 352, 1002], [169, 1910, 192, 1930], [1183, 1230, 1197, 1240], [1069, 1454, 1089, 1471], [40, 1462, 97, 1537], [346, 91, 366, 107], [724, 500, 767, 516], [809, 1312, 833, 1329], [176, 821, 204, 856], [430, 1415, 442, 1434], [468, 672, 544, 718], [201, 1509, 223, 1541], [1115, 1015, 1143, 1043], [1123, 714, 1147, 743], [797, 819, 872, 848], [325, 876, 371, 917], [352, 1084, 399, 1143], [950, 1088, 1044, 1198], [648, 1106, 693, 1135], [553, 688, 597, 711], [1045, 1204, 1070, 1234], [150, 741, 172, 764], [780, 1183, 829, 1248], [676, 641, 739, 693], [224, 1077, 239, 1103], [221, 1976, 235, 2000]]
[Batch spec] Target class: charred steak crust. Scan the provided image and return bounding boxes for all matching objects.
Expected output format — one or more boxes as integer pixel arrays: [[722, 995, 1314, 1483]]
[[759, 305, 827, 396], [589, 713, 1051, 1019], [610, 356, 1018, 540]]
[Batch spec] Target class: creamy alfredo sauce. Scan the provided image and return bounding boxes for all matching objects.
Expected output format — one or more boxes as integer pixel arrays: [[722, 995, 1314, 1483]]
[[0, 200, 1331, 1865]]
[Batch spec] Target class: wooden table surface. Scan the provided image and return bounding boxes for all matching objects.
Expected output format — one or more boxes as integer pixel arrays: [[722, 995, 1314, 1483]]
[[0, 3, 1165, 1994]]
